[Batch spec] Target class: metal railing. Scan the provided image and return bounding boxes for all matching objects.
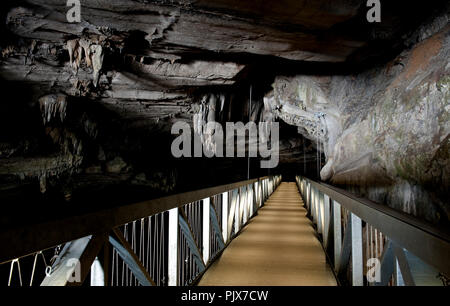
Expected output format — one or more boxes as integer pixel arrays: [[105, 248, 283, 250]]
[[296, 175, 450, 286], [1, 175, 282, 286]]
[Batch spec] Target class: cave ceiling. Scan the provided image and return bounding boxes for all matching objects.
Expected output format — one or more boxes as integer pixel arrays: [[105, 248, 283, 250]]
[[2, 0, 444, 128], [0, 0, 444, 154], [0, 0, 449, 219]]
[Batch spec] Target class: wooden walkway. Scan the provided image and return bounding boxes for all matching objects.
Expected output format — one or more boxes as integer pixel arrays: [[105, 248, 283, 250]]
[[198, 182, 337, 286]]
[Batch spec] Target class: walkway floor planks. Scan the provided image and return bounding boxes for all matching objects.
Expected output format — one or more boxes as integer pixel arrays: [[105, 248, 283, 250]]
[[198, 182, 337, 286]]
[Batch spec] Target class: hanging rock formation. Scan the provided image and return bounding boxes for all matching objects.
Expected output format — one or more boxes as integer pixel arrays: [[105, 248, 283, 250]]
[[0, 0, 448, 226]]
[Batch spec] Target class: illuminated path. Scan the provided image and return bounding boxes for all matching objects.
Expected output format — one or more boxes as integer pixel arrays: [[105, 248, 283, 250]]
[[198, 182, 337, 286]]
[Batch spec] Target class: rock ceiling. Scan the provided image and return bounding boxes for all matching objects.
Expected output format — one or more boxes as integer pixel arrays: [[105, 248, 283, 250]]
[[0, 0, 449, 225], [2, 0, 443, 128]]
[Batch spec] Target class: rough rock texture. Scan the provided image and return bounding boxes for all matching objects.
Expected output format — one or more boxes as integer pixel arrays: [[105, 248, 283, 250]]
[[0, 0, 449, 227], [4, 0, 363, 61], [266, 24, 450, 225]]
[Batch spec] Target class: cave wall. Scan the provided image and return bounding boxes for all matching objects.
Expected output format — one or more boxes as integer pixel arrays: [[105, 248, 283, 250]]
[[0, 0, 449, 229], [266, 23, 450, 225]]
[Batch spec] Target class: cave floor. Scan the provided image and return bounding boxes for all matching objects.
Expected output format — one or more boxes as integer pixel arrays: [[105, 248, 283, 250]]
[[198, 182, 337, 286]]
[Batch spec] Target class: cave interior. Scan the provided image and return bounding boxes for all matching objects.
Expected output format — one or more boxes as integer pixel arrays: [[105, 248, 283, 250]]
[[0, 0, 449, 231]]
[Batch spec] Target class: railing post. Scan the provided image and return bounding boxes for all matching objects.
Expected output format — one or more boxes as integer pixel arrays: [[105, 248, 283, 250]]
[[252, 183, 255, 214], [303, 180, 306, 199], [222, 191, 228, 243], [248, 185, 251, 220], [246, 185, 250, 220], [323, 194, 330, 248], [242, 186, 248, 225], [234, 189, 240, 234], [311, 187, 316, 224], [262, 180, 265, 201], [321, 193, 326, 235], [317, 191, 323, 235], [247, 184, 252, 220], [304, 180, 306, 201], [252, 184, 255, 213], [227, 189, 237, 238], [254, 182, 258, 210], [263, 179, 267, 201], [302, 180, 305, 198], [314, 187, 318, 225], [202, 197, 211, 264], [262, 179, 265, 203], [259, 181, 262, 207], [308, 183, 312, 216], [90, 257, 104, 286], [168, 207, 178, 286], [251, 183, 256, 216], [351, 213, 363, 286], [333, 200, 342, 271]]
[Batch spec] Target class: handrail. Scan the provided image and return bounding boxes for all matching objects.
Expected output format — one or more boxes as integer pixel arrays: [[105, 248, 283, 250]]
[[296, 175, 450, 286], [0, 175, 274, 264], [309, 180, 450, 243]]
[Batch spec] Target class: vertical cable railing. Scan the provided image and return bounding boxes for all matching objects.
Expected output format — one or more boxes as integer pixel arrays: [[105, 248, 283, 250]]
[[3, 247, 57, 287], [296, 175, 450, 286], [110, 211, 169, 286], [0, 175, 282, 286]]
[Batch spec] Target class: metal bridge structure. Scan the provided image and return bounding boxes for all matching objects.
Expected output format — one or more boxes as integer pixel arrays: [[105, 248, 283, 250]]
[[1, 175, 449, 286]]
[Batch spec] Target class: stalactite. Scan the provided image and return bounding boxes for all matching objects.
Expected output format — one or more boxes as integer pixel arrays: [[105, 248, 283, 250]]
[[90, 44, 104, 87], [193, 93, 225, 155], [66, 39, 83, 71], [66, 38, 104, 86], [39, 95, 68, 124], [39, 174, 47, 194], [79, 38, 92, 68]]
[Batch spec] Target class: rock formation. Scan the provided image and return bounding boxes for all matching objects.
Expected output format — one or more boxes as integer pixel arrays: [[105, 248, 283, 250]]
[[0, 0, 448, 227]]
